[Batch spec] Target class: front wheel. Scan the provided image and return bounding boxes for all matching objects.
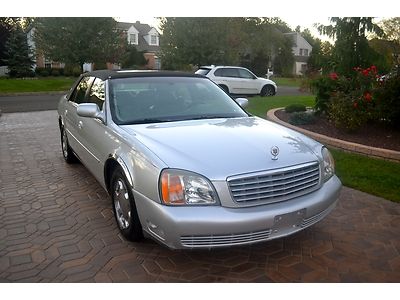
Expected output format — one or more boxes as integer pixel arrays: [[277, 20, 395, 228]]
[[260, 85, 275, 97], [111, 169, 143, 241], [60, 127, 78, 163]]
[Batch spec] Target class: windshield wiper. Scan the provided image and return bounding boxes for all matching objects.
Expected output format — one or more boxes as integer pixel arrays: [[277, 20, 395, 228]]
[[119, 118, 173, 125], [187, 115, 234, 120]]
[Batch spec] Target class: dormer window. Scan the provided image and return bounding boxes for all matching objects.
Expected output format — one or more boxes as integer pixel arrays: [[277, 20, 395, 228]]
[[129, 33, 138, 45], [150, 34, 158, 45], [299, 48, 309, 56]]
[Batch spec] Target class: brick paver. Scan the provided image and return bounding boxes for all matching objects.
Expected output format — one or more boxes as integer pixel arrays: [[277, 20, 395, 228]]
[[1, 110, 399, 282]]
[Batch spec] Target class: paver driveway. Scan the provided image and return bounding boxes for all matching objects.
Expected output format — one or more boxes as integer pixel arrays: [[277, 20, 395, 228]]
[[0, 110, 399, 282]]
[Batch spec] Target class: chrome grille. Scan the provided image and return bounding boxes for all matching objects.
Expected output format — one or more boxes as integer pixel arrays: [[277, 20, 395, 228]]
[[301, 204, 335, 228], [180, 229, 272, 248], [227, 162, 320, 205]]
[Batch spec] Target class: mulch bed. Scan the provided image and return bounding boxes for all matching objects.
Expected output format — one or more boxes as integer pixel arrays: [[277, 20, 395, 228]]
[[275, 109, 400, 152]]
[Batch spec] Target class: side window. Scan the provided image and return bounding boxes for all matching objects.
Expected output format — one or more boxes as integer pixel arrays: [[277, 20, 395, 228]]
[[224, 68, 240, 78], [70, 77, 92, 104], [214, 68, 224, 77], [88, 78, 105, 111], [238, 69, 255, 79]]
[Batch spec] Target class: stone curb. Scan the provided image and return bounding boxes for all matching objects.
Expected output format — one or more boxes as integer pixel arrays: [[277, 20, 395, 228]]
[[0, 91, 67, 97], [267, 107, 400, 163]]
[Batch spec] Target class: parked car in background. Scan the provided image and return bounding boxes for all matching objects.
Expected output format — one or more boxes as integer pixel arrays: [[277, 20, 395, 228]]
[[58, 70, 341, 249], [195, 65, 277, 96]]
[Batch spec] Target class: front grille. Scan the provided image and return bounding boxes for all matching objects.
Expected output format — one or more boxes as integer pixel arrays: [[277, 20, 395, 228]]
[[180, 229, 272, 248], [227, 162, 320, 205]]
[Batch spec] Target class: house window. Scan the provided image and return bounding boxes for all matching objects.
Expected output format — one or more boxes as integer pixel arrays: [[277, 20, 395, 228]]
[[150, 34, 157, 45], [299, 48, 309, 56], [129, 33, 137, 45]]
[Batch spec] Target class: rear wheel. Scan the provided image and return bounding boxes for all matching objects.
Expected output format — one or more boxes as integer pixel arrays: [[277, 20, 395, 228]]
[[260, 85, 275, 97], [111, 169, 143, 241]]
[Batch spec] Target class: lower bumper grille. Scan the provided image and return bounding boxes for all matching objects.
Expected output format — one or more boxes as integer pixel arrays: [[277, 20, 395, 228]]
[[301, 204, 335, 228], [180, 229, 272, 248], [180, 204, 336, 248]]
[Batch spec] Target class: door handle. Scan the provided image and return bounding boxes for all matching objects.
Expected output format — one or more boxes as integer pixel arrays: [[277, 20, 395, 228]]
[[78, 121, 83, 129]]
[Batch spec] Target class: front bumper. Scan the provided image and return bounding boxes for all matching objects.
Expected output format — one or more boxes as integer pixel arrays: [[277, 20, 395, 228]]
[[134, 175, 341, 249]]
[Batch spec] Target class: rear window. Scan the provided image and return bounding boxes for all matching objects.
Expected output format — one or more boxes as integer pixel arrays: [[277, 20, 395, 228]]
[[195, 68, 211, 76]]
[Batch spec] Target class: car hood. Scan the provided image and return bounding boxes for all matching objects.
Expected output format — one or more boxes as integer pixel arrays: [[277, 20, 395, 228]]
[[120, 117, 321, 180]]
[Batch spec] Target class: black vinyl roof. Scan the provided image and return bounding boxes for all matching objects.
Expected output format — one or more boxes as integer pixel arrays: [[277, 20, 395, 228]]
[[82, 70, 205, 81]]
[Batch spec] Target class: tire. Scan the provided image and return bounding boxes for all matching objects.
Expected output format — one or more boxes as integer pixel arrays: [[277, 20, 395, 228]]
[[260, 85, 275, 97], [219, 84, 229, 94], [111, 168, 143, 241], [60, 126, 78, 163]]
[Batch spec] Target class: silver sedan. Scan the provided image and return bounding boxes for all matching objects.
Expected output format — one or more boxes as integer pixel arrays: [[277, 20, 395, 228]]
[[57, 70, 341, 249]]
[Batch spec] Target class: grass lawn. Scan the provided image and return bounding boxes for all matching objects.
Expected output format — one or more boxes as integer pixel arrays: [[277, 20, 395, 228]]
[[0, 77, 76, 93], [246, 94, 400, 202], [330, 148, 400, 202], [271, 77, 303, 87], [246, 95, 314, 117]]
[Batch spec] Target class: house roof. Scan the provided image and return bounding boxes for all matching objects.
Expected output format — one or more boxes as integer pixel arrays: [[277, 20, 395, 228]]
[[283, 32, 312, 49], [117, 21, 152, 34], [117, 21, 160, 53]]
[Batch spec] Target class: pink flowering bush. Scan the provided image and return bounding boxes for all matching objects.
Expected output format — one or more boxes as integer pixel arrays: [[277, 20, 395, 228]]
[[311, 66, 382, 131]]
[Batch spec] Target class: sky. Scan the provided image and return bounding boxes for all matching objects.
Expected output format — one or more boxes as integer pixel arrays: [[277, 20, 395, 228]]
[[3, 0, 399, 41]]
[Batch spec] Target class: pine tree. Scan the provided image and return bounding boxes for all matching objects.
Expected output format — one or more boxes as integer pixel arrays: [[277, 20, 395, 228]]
[[5, 26, 33, 77]]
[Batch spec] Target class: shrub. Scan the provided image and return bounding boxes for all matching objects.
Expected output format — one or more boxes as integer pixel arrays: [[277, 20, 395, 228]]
[[311, 66, 388, 131], [51, 69, 60, 76], [328, 91, 371, 131], [64, 65, 81, 77], [374, 74, 400, 128], [289, 111, 316, 125], [285, 104, 307, 113]]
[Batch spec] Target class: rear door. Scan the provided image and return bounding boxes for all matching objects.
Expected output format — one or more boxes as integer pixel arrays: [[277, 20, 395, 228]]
[[213, 68, 242, 94]]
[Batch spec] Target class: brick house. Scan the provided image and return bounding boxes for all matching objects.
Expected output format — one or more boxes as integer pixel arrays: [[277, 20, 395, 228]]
[[26, 20, 161, 71], [117, 21, 161, 70]]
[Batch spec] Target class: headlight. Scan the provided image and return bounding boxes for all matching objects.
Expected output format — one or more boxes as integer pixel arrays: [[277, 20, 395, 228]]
[[159, 169, 219, 205], [321, 147, 335, 181]]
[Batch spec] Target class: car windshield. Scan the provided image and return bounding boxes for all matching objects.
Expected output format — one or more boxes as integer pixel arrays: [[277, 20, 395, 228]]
[[109, 77, 248, 125]]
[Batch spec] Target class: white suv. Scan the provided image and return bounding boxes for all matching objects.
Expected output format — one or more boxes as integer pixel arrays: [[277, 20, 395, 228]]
[[195, 66, 277, 96]]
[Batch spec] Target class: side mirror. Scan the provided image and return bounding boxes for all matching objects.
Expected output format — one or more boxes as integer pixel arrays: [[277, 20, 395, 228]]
[[235, 97, 249, 108], [77, 103, 105, 123]]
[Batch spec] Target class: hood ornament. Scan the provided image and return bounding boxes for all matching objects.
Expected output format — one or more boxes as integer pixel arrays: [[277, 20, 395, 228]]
[[270, 146, 279, 160]]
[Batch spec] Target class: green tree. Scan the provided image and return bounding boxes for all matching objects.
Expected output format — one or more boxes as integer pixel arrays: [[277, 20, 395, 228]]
[[160, 17, 294, 75], [317, 17, 384, 75], [4, 25, 34, 77], [34, 17, 122, 71], [273, 37, 295, 76], [240, 18, 294, 76], [121, 44, 148, 68], [379, 17, 400, 74], [160, 17, 245, 70], [0, 17, 21, 65]]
